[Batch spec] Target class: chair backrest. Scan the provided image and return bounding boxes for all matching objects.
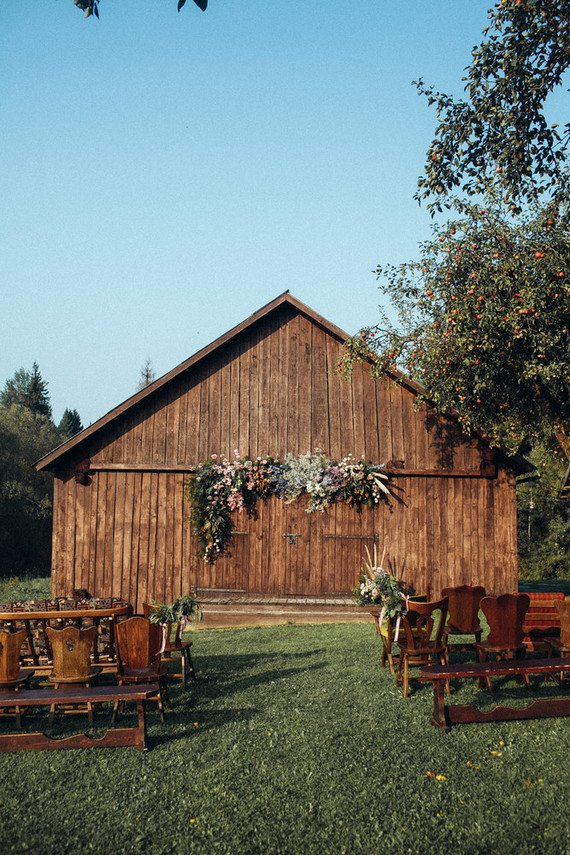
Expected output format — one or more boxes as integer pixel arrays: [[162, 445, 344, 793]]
[[116, 616, 162, 672], [480, 593, 530, 648], [0, 629, 27, 682], [441, 585, 485, 633], [400, 597, 448, 651], [556, 599, 570, 647], [45, 625, 98, 680]]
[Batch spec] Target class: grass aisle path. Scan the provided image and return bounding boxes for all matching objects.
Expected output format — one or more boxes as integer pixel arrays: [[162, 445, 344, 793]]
[[0, 622, 569, 854]]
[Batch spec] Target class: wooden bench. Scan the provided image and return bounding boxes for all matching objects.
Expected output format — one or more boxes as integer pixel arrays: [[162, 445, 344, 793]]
[[420, 659, 570, 730], [522, 592, 565, 651], [0, 684, 159, 752]]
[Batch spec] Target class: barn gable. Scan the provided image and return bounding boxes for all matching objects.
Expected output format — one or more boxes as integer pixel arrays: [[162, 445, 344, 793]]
[[37, 292, 529, 610]]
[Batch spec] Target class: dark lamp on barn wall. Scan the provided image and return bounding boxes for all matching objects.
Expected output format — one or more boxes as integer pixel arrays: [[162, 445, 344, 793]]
[[74, 459, 91, 485]]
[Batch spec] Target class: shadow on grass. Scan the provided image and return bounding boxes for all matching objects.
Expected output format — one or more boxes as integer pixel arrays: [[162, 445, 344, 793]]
[[194, 648, 327, 673], [150, 707, 259, 746], [0, 650, 328, 748], [184, 661, 328, 705]]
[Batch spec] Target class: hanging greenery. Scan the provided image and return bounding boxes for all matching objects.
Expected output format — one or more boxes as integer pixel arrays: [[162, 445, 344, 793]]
[[185, 450, 391, 562]]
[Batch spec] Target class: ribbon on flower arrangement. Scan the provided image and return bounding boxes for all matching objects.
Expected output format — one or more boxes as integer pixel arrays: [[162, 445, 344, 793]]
[[159, 624, 168, 654], [394, 595, 410, 642]]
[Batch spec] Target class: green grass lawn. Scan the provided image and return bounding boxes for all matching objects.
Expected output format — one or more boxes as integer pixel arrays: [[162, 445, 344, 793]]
[[0, 574, 52, 603], [1, 619, 570, 855]]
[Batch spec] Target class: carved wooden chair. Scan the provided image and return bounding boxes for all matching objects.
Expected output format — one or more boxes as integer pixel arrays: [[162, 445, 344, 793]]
[[474, 593, 530, 691], [441, 585, 485, 649], [370, 594, 427, 676], [0, 629, 34, 728], [143, 603, 195, 688], [45, 625, 102, 725], [113, 616, 171, 723], [395, 597, 449, 698]]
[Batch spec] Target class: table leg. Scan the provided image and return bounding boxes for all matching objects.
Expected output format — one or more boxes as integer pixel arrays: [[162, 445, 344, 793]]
[[380, 633, 395, 676], [136, 699, 149, 751], [431, 680, 449, 730]]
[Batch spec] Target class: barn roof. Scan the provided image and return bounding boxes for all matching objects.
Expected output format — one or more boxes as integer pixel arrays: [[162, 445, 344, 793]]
[[36, 291, 532, 475]]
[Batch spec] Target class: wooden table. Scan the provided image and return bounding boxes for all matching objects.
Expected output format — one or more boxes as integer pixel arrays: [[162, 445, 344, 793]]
[[0, 684, 158, 752], [0, 602, 132, 670], [420, 659, 570, 730]]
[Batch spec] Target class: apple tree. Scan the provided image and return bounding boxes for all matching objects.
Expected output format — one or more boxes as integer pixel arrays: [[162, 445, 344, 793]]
[[339, 201, 570, 461], [416, 0, 570, 215]]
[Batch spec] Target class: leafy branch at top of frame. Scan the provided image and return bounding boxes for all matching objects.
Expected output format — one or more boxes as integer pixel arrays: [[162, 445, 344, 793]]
[[73, 0, 208, 19]]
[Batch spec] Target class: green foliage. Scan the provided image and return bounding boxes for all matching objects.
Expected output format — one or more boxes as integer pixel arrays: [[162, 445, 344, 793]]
[[186, 453, 278, 562], [2, 622, 570, 854], [517, 441, 570, 579], [0, 574, 51, 603], [354, 568, 404, 618], [0, 362, 52, 419], [58, 408, 83, 439], [0, 365, 83, 577], [416, 0, 570, 214], [353, 570, 405, 618], [353, 544, 414, 617], [0, 406, 62, 577], [147, 594, 203, 625], [73, 0, 207, 18], [339, 1, 570, 578], [341, 202, 570, 460]]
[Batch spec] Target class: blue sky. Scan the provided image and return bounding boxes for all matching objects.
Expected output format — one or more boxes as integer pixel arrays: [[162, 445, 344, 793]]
[[2, 1, 506, 426]]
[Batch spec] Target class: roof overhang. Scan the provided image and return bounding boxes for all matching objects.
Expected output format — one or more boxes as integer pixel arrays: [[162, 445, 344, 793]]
[[36, 292, 348, 471], [35, 290, 533, 477]]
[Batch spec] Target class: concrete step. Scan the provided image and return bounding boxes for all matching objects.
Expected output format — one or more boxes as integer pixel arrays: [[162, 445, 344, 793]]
[[195, 600, 371, 630]]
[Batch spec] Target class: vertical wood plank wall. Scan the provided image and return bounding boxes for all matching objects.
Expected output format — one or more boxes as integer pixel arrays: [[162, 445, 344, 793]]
[[50, 306, 519, 609]]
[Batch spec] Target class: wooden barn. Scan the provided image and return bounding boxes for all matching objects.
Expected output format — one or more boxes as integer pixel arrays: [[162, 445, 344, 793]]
[[36, 292, 531, 619]]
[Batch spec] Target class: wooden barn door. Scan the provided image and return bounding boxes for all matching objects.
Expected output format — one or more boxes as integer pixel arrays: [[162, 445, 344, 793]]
[[279, 499, 310, 596], [214, 500, 383, 598], [255, 499, 380, 598], [322, 531, 379, 596]]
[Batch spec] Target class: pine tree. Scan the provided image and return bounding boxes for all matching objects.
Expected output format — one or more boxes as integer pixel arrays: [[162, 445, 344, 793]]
[[58, 408, 83, 439], [0, 362, 52, 419], [137, 358, 156, 391]]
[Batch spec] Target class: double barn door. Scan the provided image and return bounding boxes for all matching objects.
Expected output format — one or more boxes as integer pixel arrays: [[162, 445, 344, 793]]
[[194, 496, 380, 598]]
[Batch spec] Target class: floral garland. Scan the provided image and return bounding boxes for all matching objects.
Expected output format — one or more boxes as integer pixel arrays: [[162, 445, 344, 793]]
[[185, 450, 391, 562]]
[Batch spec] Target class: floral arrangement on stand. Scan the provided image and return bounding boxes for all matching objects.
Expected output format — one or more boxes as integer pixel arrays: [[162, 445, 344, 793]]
[[185, 450, 392, 562], [147, 594, 202, 654], [147, 594, 203, 629], [353, 545, 407, 624]]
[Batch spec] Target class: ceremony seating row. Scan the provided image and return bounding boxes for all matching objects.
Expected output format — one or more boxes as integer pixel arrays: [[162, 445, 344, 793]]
[[0, 613, 186, 752], [374, 584, 570, 730]]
